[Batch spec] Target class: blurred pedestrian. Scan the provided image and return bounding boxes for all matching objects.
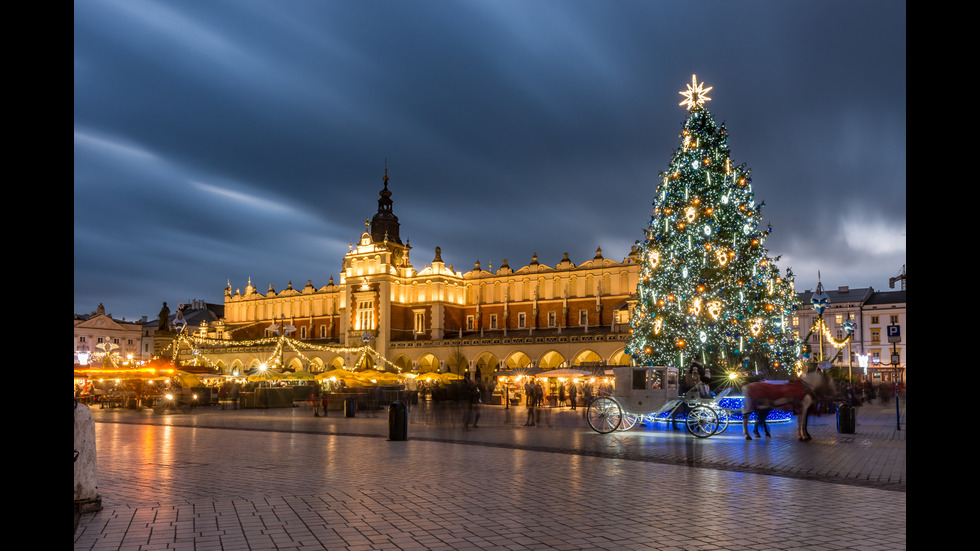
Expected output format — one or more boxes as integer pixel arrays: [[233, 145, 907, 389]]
[[465, 381, 481, 430]]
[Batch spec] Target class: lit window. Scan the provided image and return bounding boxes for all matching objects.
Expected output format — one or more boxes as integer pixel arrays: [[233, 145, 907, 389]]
[[357, 301, 374, 330], [518, 313, 526, 328], [489, 314, 497, 329], [467, 316, 475, 331], [548, 312, 556, 327], [871, 329, 880, 343], [415, 311, 425, 334]]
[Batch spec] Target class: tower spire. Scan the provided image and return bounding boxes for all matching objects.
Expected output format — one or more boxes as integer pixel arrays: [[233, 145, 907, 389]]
[[370, 162, 401, 245]]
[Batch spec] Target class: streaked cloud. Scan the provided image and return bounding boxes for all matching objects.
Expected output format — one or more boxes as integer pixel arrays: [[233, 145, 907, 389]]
[[74, 1, 906, 320]]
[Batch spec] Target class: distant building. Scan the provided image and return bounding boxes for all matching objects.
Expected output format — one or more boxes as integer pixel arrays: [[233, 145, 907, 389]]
[[794, 286, 906, 383], [74, 304, 146, 364], [146, 300, 225, 361]]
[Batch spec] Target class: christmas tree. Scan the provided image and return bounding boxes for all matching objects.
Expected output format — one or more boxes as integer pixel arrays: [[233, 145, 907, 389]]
[[627, 76, 801, 376]]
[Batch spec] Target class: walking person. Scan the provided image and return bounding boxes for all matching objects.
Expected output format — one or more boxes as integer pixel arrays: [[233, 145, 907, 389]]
[[583, 384, 593, 418], [558, 383, 566, 409], [569, 382, 578, 410], [465, 380, 481, 430]]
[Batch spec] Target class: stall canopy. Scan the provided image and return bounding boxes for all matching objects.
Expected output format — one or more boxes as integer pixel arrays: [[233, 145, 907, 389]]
[[538, 368, 588, 378]]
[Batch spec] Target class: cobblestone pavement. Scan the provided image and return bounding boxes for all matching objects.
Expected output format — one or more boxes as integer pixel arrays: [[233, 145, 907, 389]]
[[75, 401, 906, 550]]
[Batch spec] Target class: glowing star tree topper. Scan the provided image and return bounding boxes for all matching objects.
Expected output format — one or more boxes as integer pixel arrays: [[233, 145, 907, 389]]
[[627, 76, 801, 376], [679, 74, 713, 110]]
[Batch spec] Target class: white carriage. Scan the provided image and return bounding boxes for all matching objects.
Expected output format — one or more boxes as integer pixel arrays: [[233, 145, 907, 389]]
[[586, 366, 731, 438]]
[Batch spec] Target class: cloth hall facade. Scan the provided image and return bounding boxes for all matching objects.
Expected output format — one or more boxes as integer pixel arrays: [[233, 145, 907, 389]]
[[214, 174, 640, 381]]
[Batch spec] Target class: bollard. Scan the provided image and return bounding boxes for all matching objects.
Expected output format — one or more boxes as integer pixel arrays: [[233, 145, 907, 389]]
[[837, 403, 856, 434], [388, 401, 408, 441], [74, 399, 102, 532], [344, 398, 356, 418]]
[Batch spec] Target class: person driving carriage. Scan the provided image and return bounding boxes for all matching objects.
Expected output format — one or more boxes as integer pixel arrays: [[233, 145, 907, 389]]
[[682, 360, 713, 400], [672, 360, 713, 429]]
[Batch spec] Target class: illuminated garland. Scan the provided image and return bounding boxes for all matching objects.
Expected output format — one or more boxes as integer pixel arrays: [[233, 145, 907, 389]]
[[161, 332, 404, 373], [808, 317, 853, 349]]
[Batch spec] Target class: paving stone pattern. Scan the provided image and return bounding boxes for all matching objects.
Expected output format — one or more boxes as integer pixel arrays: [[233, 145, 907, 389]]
[[75, 401, 906, 550]]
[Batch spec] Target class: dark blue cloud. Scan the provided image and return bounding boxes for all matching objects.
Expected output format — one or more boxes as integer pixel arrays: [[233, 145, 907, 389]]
[[75, 0, 906, 320]]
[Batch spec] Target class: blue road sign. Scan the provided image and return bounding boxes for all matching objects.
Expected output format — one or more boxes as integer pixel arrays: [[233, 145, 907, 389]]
[[887, 325, 901, 343]]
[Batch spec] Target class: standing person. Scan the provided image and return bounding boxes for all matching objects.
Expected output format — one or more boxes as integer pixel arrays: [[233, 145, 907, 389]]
[[558, 383, 566, 409], [569, 382, 578, 410], [311, 382, 322, 417], [524, 382, 536, 426], [583, 384, 593, 418], [465, 381, 481, 430], [533, 381, 544, 426]]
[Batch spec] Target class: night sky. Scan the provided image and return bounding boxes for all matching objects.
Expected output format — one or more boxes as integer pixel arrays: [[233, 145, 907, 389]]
[[74, 1, 906, 322]]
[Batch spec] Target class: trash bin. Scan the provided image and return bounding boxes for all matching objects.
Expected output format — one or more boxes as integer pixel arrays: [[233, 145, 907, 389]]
[[388, 401, 407, 441], [837, 403, 856, 434], [344, 398, 356, 418]]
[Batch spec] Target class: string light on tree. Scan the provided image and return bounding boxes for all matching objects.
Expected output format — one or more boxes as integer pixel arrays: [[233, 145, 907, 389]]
[[627, 76, 801, 376]]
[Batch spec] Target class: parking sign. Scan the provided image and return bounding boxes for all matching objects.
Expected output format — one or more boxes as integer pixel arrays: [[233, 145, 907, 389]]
[[887, 325, 901, 343]]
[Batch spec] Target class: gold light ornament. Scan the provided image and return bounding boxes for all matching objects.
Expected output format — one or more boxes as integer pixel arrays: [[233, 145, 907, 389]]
[[648, 250, 660, 269], [707, 301, 722, 320], [714, 249, 729, 266]]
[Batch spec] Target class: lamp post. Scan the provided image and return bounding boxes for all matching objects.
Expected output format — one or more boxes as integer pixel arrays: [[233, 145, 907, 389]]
[[810, 282, 830, 369], [843, 318, 856, 385], [886, 324, 902, 430]]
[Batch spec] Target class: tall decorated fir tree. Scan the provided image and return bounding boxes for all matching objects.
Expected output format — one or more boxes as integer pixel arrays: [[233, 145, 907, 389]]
[[627, 76, 801, 376]]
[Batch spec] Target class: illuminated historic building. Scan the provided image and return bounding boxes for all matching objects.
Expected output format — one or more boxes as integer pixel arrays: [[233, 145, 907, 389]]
[[217, 171, 640, 380], [792, 286, 906, 382], [74, 303, 147, 364]]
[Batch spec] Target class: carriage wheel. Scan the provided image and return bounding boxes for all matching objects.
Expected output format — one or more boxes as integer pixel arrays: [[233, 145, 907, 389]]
[[617, 411, 639, 431], [685, 406, 719, 438], [713, 408, 730, 435], [587, 397, 622, 434]]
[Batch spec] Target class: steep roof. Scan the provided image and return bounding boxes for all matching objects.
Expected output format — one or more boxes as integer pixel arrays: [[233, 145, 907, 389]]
[[797, 286, 873, 305], [866, 290, 906, 306]]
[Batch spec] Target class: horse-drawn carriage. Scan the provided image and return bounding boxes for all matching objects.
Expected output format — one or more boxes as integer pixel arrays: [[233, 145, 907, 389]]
[[586, 366, 731, 438]]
